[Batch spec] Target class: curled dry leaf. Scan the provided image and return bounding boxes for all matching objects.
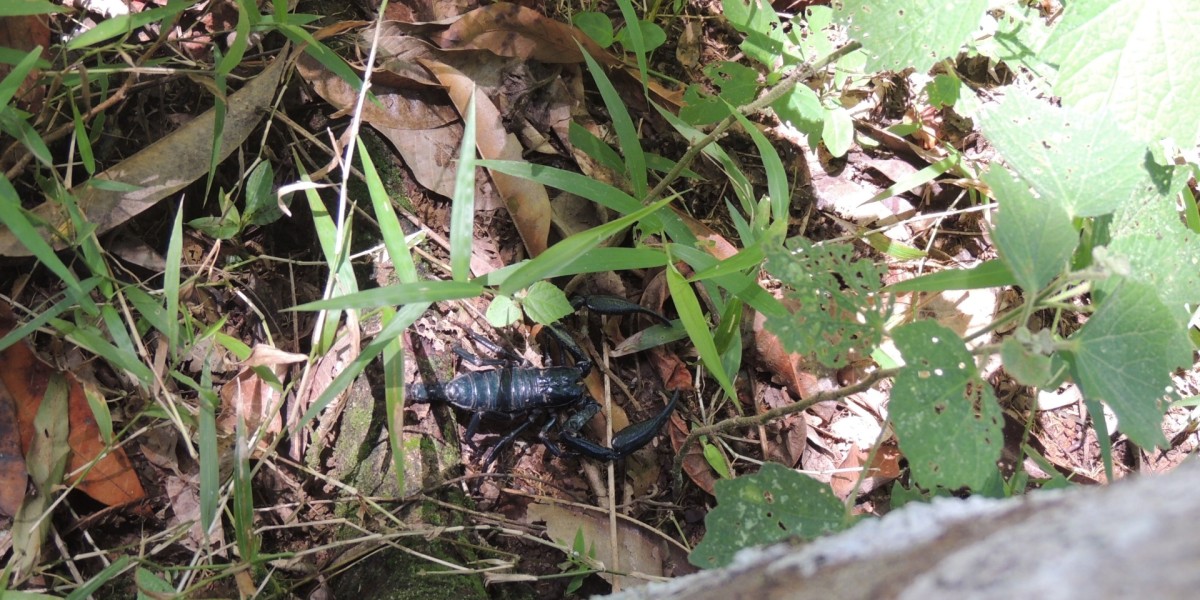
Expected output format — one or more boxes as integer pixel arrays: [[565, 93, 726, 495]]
[[216, 344, 303, 451], [0, 46, 288, 256], [668, 412, 716, 496], [0, 304, 146, 507]]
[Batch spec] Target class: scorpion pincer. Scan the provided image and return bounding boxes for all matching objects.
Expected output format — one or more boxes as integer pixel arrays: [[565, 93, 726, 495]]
[[407, 295, 679, 465]]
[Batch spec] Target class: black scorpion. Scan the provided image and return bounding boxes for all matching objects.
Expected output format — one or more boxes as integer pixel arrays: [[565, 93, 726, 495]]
[[407, 296, 679, 465]]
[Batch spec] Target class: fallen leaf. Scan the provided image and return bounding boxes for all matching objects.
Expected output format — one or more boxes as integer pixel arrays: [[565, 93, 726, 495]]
[[0, 380, 28, 516], [0, 303, 146, 506], [668, 413, 716, 495], [9, 372, 69, 579], [423, 58, 551, 256], [432, 3, 620, 67], [0, 45, 289, 256], [527, 502, 667, 587]]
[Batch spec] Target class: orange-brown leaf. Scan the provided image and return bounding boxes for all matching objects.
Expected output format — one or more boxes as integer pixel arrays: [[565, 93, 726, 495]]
[[432, 3, 620, 68], [0, 304, 146, 507]]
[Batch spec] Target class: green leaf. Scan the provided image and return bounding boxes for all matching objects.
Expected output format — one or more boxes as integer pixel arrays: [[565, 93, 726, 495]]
[[1041, 0, 1200, 146], [243, 161, 284, 226], [821, 106, 853, 158], [10, 374, 69, 577], [891, 322, 1003, 491], [978, 88, 1165, 218], [689, 463, 847, 569], [135, 568, 175, 597], [926, 73, 960, 109], [772, 83, 824, 136], [1100, 195, 1200, 328], [986, 166, 1075, 293], [0, 47, 42, 108], [485, 295, 522, 328], [616, 20, 666, 53], [1000, 336, 1056, 388], [702, 440, 732, 479], [1065, 281, 1192, 450], [764, 239, 890, 369], [357, 140, 418, 284], [580, 39, 647, 197], [836, 0, 989, 72], [722, 0, 789, 67], [522, 281, 573, 326], [573, 12, 614, 48]]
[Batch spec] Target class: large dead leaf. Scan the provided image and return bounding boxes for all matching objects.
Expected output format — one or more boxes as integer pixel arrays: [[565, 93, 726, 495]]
[[0, 304, 146, 506], [526, 502, 672, 588], [0, 380, 27, 516], [423, 58, 550, 256], [0, 46, 288, 256], [431, 3, 620, 67]]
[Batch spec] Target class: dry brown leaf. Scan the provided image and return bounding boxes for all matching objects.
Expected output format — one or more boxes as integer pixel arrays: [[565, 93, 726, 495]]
[[432, 3, 620, 67], [527, 502, 666, 587], [422, 58, 551, 256], [668, 413, 716, 495], [0, 47, 288, 256], [0, 303, 146, 507], [0, 380, 27, 516]]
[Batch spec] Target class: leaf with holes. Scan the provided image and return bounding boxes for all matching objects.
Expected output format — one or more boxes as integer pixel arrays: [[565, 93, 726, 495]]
[[836, 0, 989, 72], [764, 238, 891, 369], [689, 462, 847, 569], [891, 322, 1003, 491]]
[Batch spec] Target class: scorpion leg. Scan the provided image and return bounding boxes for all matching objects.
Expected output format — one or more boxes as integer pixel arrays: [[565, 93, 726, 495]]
[[481, 414, 539, 466], [560, 391, 679, 461]]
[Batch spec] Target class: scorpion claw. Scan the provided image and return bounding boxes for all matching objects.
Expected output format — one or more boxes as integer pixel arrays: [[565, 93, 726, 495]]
[[561, 391, 679, 461]]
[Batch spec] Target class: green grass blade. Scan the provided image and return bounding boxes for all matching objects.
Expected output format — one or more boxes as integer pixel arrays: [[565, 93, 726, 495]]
[[67, 0, 191, 49], [0, 47, 42, 107], [64, 556, 133, 600], [291, 280, 484, 311], [0, 278, 100, 352], [298, 302, 428, 433], [579, 41, 647, 197], [381, 307, 406, 496], [232, 417, 258, 561], [499, 196, 674, 296], [614, 0, 650, 96], [667, 260, 737, 403], [887, 260, 1016, 292], [197, 374, 220, 540], [165, 201, 184, 356], [450, 89, 478, 281], [478, 160, 641, 214], [357, 138, 418, 283], [69, 97, 96, 174], [0, 1, 69, 16], [0, 178, 97, 312], [730, 109, 788, 227]]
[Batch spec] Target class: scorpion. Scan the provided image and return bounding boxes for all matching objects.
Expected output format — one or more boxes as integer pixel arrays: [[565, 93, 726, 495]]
[[407, 295, 679, 465]]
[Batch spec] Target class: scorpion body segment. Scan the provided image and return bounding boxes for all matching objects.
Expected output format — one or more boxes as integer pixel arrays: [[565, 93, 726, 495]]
[[407, 295, 678, 465]]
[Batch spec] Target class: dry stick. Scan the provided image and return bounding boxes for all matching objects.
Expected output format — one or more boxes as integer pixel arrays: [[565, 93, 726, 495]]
[[671, 367, 898, 495]]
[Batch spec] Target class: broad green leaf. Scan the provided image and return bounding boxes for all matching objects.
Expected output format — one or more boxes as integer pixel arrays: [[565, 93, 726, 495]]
[[680, 62, 760, 126], [135, 568, 175, 597], [1041, 0, 1200, 146], [485, 294, 522, 328], [1065, 281, 1192, 450], [986, 166, 1075, 292], [821, 106, 854, 158], [772, 83, 824, 137], [978, 89, 1164, 218], [689, 463, 847, 569], [573, 12, 614, 47], [522, 281, 572, 326], [764, 239, 890, 369], [243, 161, 284, 226], [1100, 196, 1200, 328], [722, 0, 788, 67], [891, 322, 1003, 491], [836, 0, 989, 72]]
